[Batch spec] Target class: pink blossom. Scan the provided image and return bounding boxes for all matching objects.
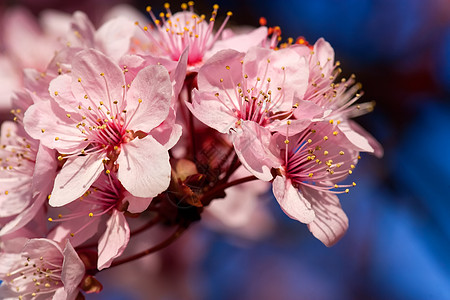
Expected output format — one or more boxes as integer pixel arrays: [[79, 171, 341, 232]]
[[47, 172, 149, 270], [23, 49, 173, 206], [187, 46, 313, 180], [138, 3, 267, 69], [271, 121, 363, 246], [294, 38, 383, 157], [0, 120, 57, 237], [0, 238, 85, 300]]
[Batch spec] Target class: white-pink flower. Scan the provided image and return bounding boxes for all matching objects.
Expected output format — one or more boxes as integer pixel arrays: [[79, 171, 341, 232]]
[[294, 38, 383, 157], [24, 49, 173, 206], [271, 121, 363, 246], [47, 172, 151, 270], [187, 46, 314, 180], [0, 238, 85, 300], [138, 3, 267, 69]]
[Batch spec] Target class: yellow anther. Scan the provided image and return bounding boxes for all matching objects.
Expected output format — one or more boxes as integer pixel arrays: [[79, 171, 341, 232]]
[[54, 137, 59, 141], [351, 164, 355, 169], [138, 98, 142, 103], [334, 184, 339, 188], [329, 119, 334, 124], [287, 120, 291, 125], [358, 155, 361, 159], [323, 150, 329, 155], [70, 233, 75, 237], [57, 156, 63, 161], [284, 139, 289, 144], [164, 2, 170, 9], [227, 11, 233, 16], [352, 182, 356, 186], [225, 65, 230, 70], [66, 114, 71, 118], [89, 213, 94, 217], [54, 91, 59, 96], [143, 26, 148, 31], [106, 169, 111, 174], [345, 189, 349, 193], [339, 151, 344, 155], [99, 101, 104, 106], [333, 131, 338, 136], [220, 78, 224, 82], [213, 4, 219, 9], [348, 170, 353, 174], [181, 3, 188, 10], [308, 173, 313, 178], [78, 78, 81, 82], [48, 218, 53, 222], [323, 136, 328, 141], [100, 72, 105, 76], [146, 6, 151, 12], [41, 129, 45, 133], [307, 139, 312, 143]]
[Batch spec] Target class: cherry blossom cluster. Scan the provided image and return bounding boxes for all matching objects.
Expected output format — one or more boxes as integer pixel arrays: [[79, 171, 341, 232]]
[[0, 3, 382, 299]]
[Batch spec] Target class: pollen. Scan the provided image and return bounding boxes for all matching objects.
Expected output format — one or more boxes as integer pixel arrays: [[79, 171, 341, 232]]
[[89, 213, 94, 217], [54, 91, 59, 96], [54, 137, 59, 141], [41, 129, 45, 133], [339, 151, 344, 155]]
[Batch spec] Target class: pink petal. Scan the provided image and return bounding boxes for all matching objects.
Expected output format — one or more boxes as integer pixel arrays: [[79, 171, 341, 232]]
[[338, 120, 375, 153], [187, 89, 237, 134], [95, 17, 136, 62], [125, 65, 172, 132], [347, 120, 384, 157], [232, 121, 281, 181], [197, 49, 245, 92], [150, 108, 182, 149], [243, 47, 309, 105], [23, 100, 87, 153], [123, 192, 153, 214], [31, 144, 58, 197], [68, 11, 95, 48], [206, 26, 268, 58], [50, 154, 104, 207], [117, 135, 170, 198], [171, 46, 189, 99], [61, 241, 85, 294], [272, 176, 315, 224], [97, 210, 130, 270], [71, 49, 125, 112], [0, 176, 31, 218], [303, 186, 349, 247]]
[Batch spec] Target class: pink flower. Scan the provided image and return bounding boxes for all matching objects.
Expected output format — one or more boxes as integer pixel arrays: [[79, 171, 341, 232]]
[[140, 3, 232, 66], [294, 38, 383, 157], [47, 173, 150, 270], [0, 238, 85, 300], [271, 121, 363, 246], [138, 3, 267, 69], [23, 49, 173, 206], [187, 46, 314, 180], [0, 120, 57, 237]]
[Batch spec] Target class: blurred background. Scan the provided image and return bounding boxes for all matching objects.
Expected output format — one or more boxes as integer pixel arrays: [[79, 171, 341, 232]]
[[1, 0, 450, 299]]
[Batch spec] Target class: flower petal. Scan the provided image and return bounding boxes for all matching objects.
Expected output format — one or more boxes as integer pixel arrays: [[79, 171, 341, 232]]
[[125, 65, 172, 132], [272, 176, 315, 224], [71, 49, 125, 114], [117, 135, 170, 198], [97, 210, 130, 270], [232, 121, 281, 181], [50, 154, 104, 207], [61, 241, 85, 294], [303, 186, 349, 247]]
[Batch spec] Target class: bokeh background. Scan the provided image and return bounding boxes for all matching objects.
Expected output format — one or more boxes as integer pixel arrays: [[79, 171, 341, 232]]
[[1, 0, 450, 299]]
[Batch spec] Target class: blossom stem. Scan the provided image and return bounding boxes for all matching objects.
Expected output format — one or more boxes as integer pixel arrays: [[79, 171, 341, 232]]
[[108, 225, 187, 269], [200, 175, 257, 205]]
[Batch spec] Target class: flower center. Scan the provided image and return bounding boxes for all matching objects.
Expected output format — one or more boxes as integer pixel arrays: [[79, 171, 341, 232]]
[[138, 2, 232, 65]]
